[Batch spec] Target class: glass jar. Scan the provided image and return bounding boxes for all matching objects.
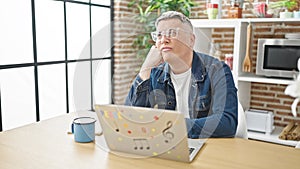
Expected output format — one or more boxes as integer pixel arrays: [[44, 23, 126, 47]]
[[207, 3, 218, 19], [225, 54, 233, 70]]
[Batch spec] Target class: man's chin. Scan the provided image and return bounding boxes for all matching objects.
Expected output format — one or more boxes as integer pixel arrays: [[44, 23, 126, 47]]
[[162, 51, 176, 59], [162, 54, 172, 63]]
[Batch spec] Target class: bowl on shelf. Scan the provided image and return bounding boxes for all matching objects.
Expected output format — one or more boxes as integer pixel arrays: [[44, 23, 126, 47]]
[[252, 2, 273, 18]]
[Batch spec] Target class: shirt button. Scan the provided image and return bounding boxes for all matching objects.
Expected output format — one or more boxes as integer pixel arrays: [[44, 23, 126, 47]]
[[168, 101, 172, 105]]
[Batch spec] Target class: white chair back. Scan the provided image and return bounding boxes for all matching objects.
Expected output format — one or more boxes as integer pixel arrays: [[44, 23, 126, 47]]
[[235, 101, 248, 139]]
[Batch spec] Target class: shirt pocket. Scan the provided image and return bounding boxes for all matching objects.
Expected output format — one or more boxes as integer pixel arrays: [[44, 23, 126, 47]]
[[149, 89, 168, 108], [194, 95, 211, 118]]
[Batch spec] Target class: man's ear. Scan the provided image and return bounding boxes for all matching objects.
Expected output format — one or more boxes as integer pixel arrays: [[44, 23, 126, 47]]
[[190, 34, 195, 48]]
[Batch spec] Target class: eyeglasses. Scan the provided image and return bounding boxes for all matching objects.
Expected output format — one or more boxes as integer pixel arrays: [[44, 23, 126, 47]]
[[151, 28, 191, 42]]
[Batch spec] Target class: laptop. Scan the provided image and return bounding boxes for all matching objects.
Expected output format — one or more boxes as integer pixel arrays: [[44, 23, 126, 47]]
[[94, 104, 205, 163]]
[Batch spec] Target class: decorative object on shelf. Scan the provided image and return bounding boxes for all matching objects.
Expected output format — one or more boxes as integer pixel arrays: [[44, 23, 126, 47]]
[[284, 58, 300, 117], [242, 22, 252, 72], [278, 121, 300, 141], [227, 0, 243, 18], [227, 7, 243, 18]]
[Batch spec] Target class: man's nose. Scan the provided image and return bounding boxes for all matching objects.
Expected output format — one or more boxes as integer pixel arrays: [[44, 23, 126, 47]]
[[160, 34, 170, 44]]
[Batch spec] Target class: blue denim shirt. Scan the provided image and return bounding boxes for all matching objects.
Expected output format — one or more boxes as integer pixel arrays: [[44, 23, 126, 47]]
[[125, 51, 238, 138]]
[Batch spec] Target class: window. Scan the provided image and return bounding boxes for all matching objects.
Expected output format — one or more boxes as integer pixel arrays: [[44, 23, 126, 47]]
[[0, 0, 113, 131]]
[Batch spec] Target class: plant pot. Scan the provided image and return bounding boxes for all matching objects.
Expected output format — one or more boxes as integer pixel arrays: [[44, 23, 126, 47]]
[[280, 11, 293, 18], [294, 11, 300, 18]]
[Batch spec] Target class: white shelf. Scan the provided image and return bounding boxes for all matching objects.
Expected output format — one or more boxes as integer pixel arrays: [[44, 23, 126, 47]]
[[191, 19, 238, 28], [191, 18, 300, 28], [238, 74, 294, 85], [248, 126, 299, 147], [239, 18, 300, 23]]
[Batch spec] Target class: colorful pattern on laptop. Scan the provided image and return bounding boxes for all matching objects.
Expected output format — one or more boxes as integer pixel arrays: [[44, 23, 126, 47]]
[[95, 104, 191, 162]]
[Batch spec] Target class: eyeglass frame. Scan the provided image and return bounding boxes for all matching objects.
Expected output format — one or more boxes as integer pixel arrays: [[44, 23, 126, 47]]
[[150, 27, 192, 42]]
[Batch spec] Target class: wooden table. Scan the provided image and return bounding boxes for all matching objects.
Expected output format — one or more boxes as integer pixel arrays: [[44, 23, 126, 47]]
[[0, 111, 299, 169]]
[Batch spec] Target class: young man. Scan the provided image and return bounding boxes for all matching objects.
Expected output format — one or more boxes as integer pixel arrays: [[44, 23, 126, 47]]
[[125, 11, 238, 138]]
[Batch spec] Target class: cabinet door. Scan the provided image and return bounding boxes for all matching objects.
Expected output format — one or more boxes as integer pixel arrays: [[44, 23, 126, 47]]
[[38, 64, 67, 120], [0, 67, 36, 131]]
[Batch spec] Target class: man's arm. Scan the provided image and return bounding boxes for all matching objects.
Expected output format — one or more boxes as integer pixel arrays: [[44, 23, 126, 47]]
[[139, 46, 163, 80], [125, 46, 163, 106], [124, 75, 150, 106], [186, 63, 238, 138]]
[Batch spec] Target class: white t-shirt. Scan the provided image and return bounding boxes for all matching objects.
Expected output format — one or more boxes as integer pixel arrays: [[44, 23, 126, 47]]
[[170, 68, 191, 118]]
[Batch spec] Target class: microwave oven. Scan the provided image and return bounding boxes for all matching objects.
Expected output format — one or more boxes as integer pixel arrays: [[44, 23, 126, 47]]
[[256, 38, 300, 78]]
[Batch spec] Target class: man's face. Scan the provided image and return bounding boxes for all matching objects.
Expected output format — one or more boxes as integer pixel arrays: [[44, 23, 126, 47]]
[[154, 19, 195, 66]]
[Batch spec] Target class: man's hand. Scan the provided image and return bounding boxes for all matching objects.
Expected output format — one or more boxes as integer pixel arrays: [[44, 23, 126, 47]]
[[139, 46, 163, 80]]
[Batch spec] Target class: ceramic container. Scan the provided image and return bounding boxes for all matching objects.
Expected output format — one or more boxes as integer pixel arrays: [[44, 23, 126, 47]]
[[73, 117, 96, 143]]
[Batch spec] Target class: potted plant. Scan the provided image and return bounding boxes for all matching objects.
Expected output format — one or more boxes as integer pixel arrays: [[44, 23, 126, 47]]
[[128, 0, 195, 60], [294, 2, 300, 18], [267, 0, 298, 18]]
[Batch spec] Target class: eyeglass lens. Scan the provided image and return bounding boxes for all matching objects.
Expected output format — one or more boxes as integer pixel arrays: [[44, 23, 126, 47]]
[[152, 29, 178, 42]]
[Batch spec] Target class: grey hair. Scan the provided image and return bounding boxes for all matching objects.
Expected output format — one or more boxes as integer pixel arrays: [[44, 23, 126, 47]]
[[155, 11, 193, 32]]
